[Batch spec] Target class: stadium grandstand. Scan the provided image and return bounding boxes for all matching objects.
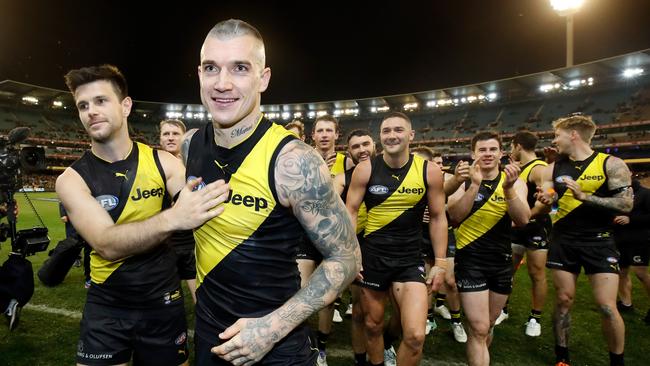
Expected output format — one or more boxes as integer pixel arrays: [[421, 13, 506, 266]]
[[2, 49, 650, 190]]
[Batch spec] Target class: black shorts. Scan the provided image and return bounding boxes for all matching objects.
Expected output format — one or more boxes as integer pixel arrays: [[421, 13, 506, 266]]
[[195, 324, 317, 366], [421, 227, 456, 259], [617, 243, 650, 267], [511, 217, 551, 250], [76, 302, 188, 366], [356, 251, 425, 291], [173, 246, 197, 280], [547, 234, 620, 275], [295, 236, 322, 263], [454, 255, 513, 295]]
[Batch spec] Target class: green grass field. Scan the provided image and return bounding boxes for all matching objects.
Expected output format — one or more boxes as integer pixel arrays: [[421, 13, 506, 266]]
[[1, 192, 650, 365]]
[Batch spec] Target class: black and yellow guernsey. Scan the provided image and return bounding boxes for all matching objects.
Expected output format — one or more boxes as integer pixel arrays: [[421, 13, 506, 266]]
[[70, 142, 181, 308], [363, 154, 428, 259], [455, 172, 512, 261], [329, 152, 347, 177], [341, 167, 367, 235], [517, 158, 551, 224], [186, 117, 303, 340], [552, 152, 613, 240]]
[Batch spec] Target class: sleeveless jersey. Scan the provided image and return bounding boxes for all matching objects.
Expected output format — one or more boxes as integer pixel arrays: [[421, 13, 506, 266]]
[[363, 154, 428, 258], [70, 142, 181, 308], [185, 117, 303, 339], [520, 159, 548, 208], [330, 152, 347, 177], [341, 167, 367, 234], [454, 172, 512, 260], [552, 152, 613, 240]]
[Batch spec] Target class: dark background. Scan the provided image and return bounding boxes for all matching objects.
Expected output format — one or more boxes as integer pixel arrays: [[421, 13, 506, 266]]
[[1, 0, 649, 104]]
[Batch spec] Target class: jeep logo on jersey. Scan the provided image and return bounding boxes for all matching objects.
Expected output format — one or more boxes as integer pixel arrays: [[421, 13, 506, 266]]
[[555, 175, 572, 184], [397, 186, 425, 195], [95, 195, 118, 211], [474, 193, 484, 202], [187, 176, 206, 191], [225, 190, 268, 211], [131, 187, 164, 201], [490, 195, 506, 202], [579, 175, 604, 181], [369, 185, 389, 195]]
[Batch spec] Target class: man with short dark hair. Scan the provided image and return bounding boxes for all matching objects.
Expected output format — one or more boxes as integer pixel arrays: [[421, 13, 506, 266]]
[[347, 112, 447, 366], [58, 64, 229, 366], [448, 131, 530, 366]]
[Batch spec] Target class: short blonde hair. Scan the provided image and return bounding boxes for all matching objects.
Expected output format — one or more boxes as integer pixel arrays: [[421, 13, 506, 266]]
[[159, 119, 187, 133], [285, 120, 305, 139], [552, 115, 596, 143]]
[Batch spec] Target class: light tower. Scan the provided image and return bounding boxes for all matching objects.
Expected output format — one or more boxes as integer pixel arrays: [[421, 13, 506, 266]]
[[550, 0, 586, 67]]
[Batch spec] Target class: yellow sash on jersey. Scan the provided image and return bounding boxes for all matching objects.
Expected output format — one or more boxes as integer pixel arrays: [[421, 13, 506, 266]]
[[365, 155, 426, 237], [553, 153, 608, 224], [455, 173, 507, 250], [91, 143, 166, 284]]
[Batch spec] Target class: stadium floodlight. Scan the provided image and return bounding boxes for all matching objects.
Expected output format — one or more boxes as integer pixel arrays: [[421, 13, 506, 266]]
[[281, 112, 291, 120], [185, 112, 193, 119], [293, 112, 302, 119], [622, 67, 644, 78], [467, 95, 477, 102], [487, 92, 498, 101], [308, 111, 316, 118], [377, 106, 390, 112], [316, 110, 328, 117], [426, 100, 436, 108], [550, 0, 585, 67], [207, 113, 212, 120], [21, 96, 39, 105], [52, 100, 63, 108], [403, 102, 418, 111]]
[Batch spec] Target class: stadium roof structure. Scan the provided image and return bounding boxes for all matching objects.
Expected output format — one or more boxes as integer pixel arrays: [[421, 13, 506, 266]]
[[1, 48, 650, 123]]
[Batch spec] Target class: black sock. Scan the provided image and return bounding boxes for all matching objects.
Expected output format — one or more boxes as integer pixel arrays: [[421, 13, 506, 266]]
[[383, 329, 397, 350], [317, 331, 329, 352], [555, 345, 570, 363], [427, 308, 434, 321], [334, 296, 342, 307], [354, 352, 367, 366], [609, 352, 624, 366], [451, 309, 461, 324], [529, 309, 542, 322], [503, 299, 509, 314], [435, 293, 447, 307]]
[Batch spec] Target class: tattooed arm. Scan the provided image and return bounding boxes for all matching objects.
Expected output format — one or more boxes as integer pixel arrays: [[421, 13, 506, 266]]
[[213, 140, 360, 365], [564, 156, 633, 213]]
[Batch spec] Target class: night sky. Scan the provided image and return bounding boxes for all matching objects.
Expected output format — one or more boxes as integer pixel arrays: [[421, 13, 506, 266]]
[[1, 0, 649, 105]]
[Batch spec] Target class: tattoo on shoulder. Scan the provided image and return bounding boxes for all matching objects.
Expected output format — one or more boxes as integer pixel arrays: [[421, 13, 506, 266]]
[[180, 129, 197, 166], [607, 157, 632, 190], [275, 141, 356, 255]]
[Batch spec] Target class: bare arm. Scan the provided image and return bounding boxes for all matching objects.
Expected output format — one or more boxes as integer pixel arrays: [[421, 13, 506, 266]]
[[564, 157, 633, 213], [214, 140, 360, 364], [443, 160, 469, 197], [345, 160, 372, 231], [528, 164, 552, 218], [333, 172, 346, 196], [447, 161, 481, 226], [502, 162, 530, 227], [425, 162, 448, 292]]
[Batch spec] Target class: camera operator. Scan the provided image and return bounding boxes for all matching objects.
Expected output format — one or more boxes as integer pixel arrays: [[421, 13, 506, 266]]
[[1, 201, 34, 331]]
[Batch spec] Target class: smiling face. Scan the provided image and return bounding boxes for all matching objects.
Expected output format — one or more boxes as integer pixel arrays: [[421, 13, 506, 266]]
[[347, 134, 375, 164], [73, 80, 131, 143], [198, 34, 270, 129], [380, 116, 414, 156], [471, 138, 503, 170]]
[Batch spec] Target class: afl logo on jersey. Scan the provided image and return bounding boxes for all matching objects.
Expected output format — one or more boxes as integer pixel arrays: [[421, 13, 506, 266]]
[[555, 175, 572, 184], [474, 193, 484, 202], [187, 176, 206, 191], [369, 185, 389, 195], [95, 195, 118, 211]]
